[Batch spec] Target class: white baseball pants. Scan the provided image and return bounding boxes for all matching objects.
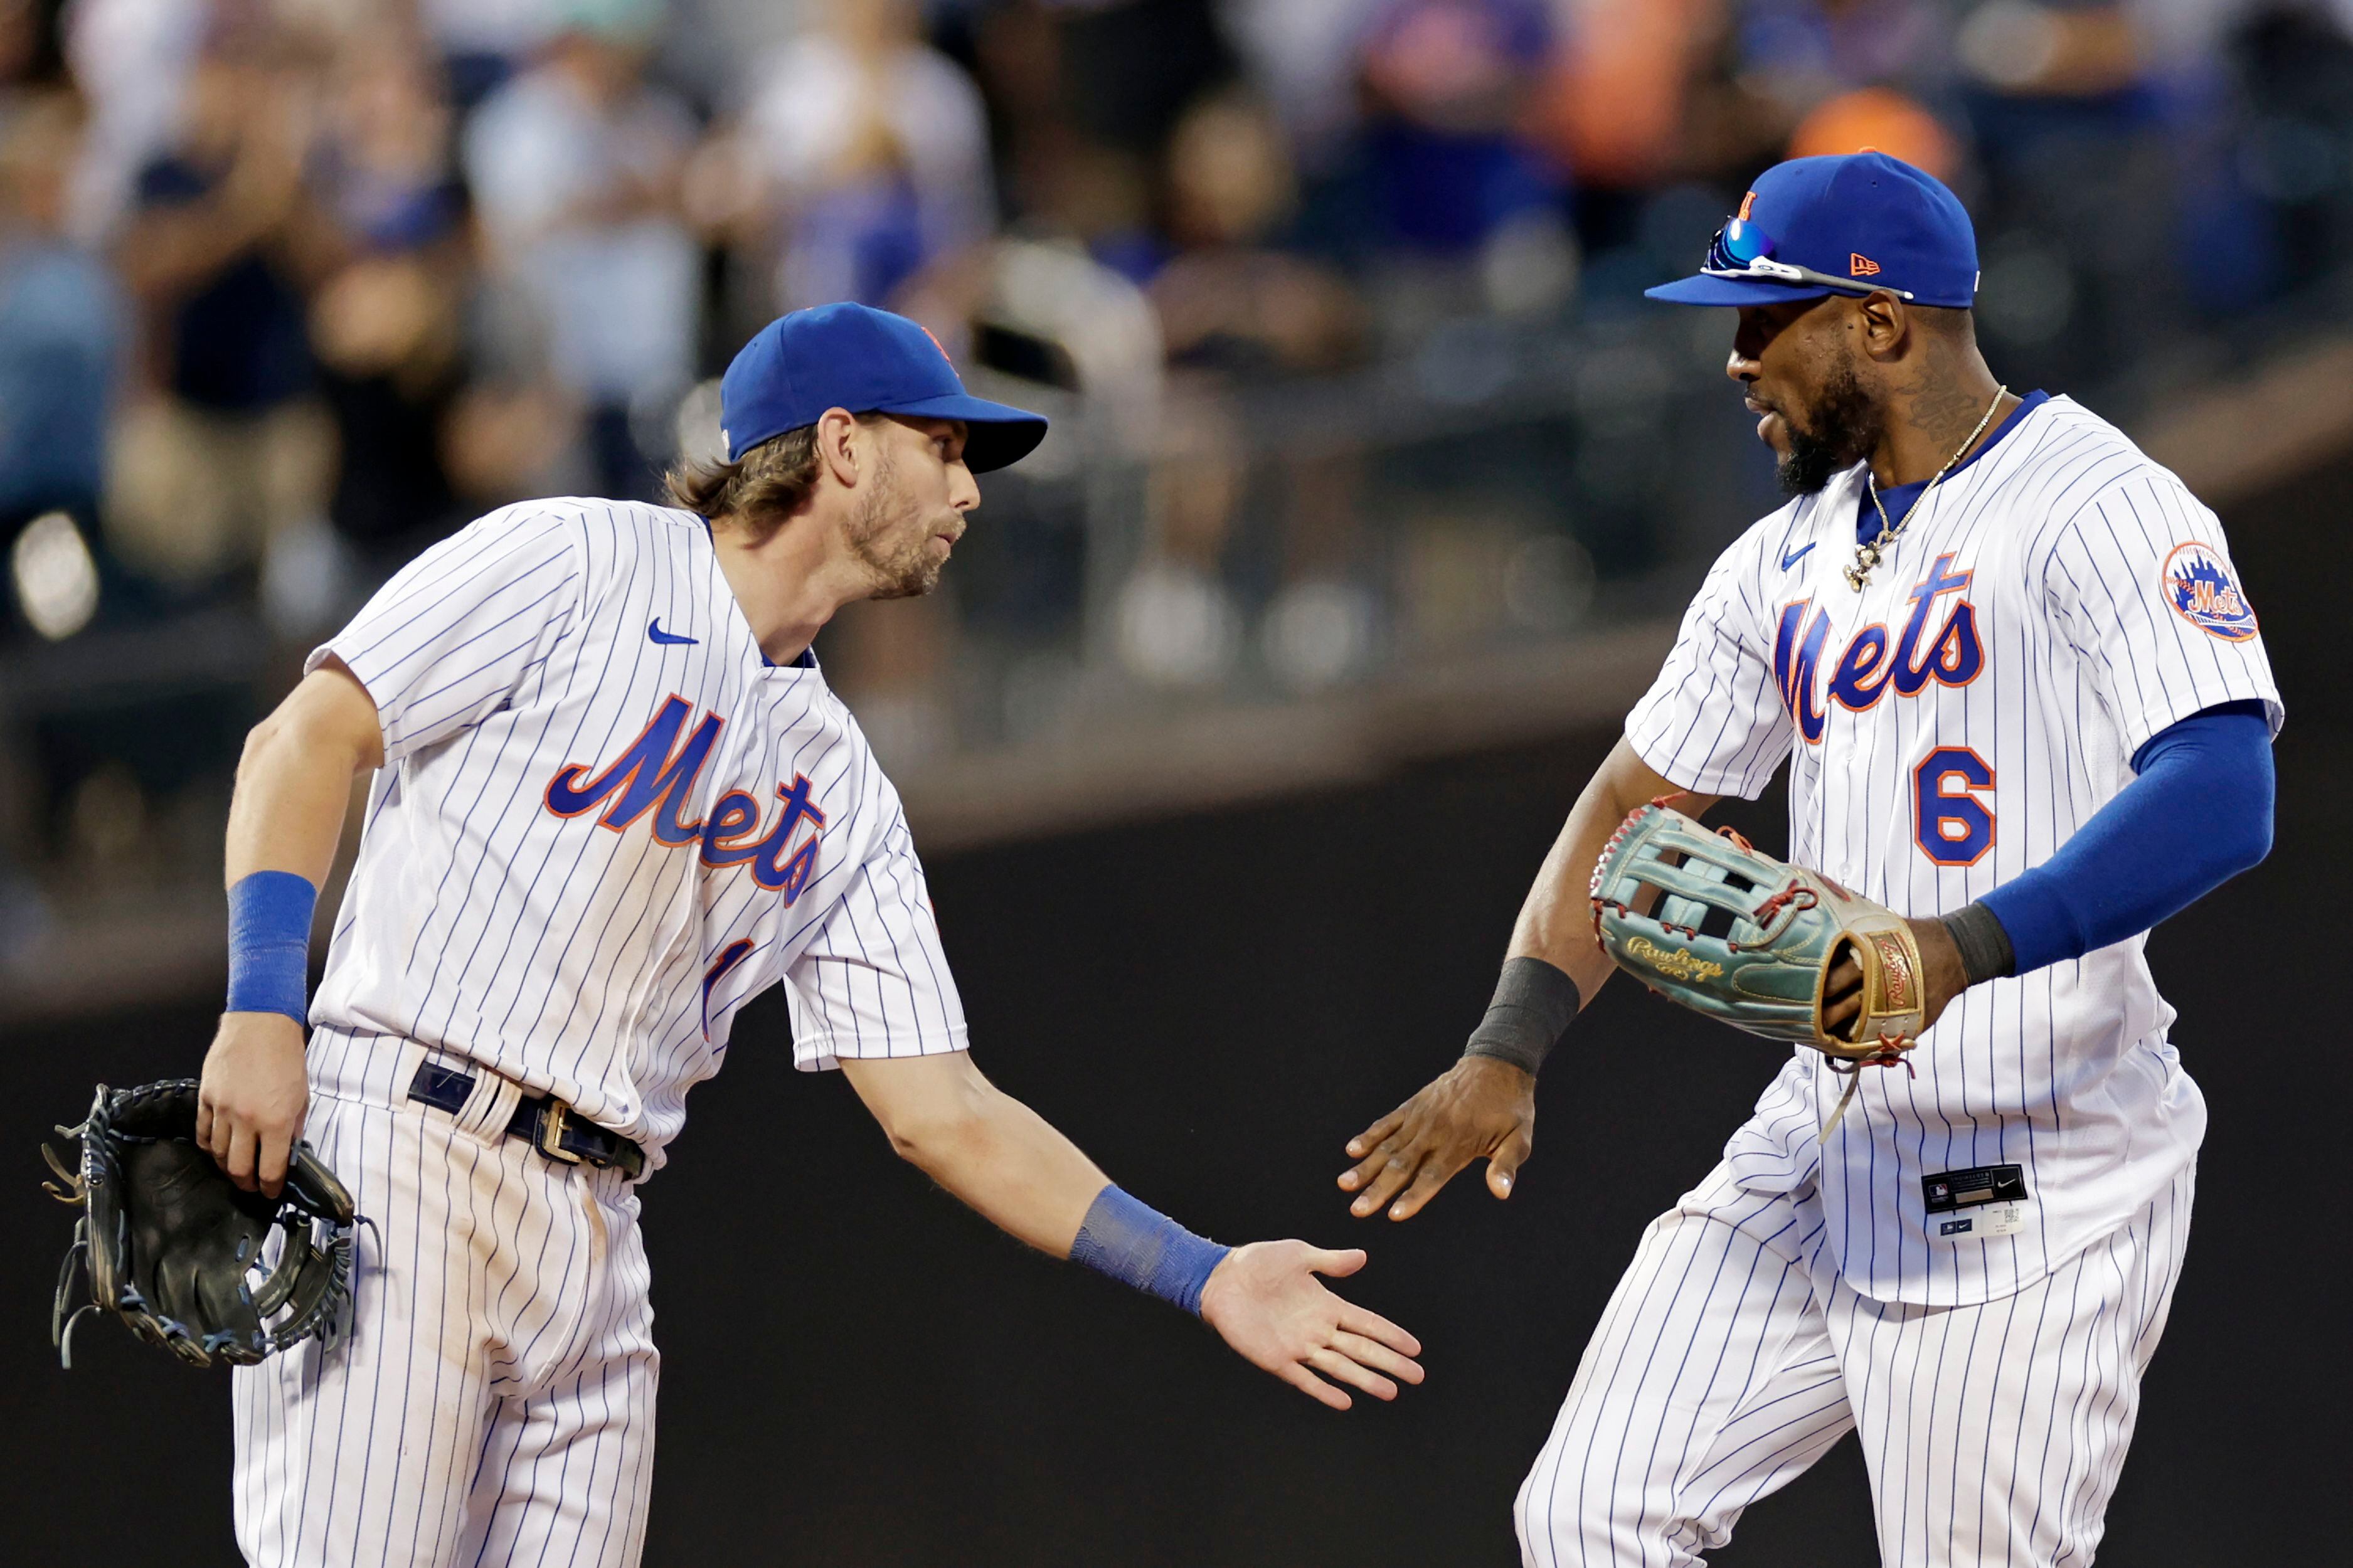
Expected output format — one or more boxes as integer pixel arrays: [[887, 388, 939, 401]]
[[1514, 1160, 2192, 1567], [231, 1046, 657, 1568]]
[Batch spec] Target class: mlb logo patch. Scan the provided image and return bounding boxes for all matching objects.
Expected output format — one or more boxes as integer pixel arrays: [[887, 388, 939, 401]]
[[2161, 541, 2258, 642]]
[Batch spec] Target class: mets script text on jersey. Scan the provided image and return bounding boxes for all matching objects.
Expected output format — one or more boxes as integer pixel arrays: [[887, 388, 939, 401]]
[[1773, 553, 1982, 744], [544, 695, 828, 899]]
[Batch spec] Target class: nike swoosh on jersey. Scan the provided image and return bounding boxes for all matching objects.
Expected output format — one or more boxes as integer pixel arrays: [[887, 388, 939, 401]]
[[1781, 542, 1817, 570], [648, 618, 698, 645]]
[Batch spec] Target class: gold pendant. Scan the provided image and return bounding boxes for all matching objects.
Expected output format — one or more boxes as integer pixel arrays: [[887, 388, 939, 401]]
[[1844, 384, 2007, 598]]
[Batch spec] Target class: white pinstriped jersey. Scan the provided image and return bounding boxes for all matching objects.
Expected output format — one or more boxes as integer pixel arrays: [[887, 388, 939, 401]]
[[305, 498, 967, 1172], [1625, 394, 2281, 1306]]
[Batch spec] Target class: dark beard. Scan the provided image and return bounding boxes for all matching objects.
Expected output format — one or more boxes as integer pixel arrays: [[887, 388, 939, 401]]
[[845, 446, 944, 600], [1776, 360, 1881, 496]]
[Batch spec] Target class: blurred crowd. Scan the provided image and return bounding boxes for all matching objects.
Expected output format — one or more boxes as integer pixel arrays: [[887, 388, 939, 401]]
[[5, 0, 2353, 918]]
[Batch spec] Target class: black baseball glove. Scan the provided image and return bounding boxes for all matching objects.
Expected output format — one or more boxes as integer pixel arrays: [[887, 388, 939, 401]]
[[43, 1079, 363, 1368]]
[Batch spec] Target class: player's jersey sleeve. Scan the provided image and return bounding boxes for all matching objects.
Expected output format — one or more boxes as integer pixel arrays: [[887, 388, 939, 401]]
[[783, 802, 970, 1072], [308, 506, 584, 765], [2037, 470, 2285, 758], [1624, 526, 1793, 798]]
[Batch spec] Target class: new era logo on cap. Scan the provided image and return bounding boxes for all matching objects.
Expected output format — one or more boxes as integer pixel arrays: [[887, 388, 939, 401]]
[[1851, 253, 1881, 276]]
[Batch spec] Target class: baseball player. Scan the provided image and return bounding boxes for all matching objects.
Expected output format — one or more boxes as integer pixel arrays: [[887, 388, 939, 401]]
[[1336, 153, 2280, 1565], [195, 302, 1423, 1568]]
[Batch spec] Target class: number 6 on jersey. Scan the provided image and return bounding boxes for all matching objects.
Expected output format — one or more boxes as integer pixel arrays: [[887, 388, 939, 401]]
[[1915, 746, 1994, 866]]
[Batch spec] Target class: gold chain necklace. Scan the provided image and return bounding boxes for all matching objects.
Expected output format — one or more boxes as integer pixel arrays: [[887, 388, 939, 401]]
[[1846, 386, 2008, 591]]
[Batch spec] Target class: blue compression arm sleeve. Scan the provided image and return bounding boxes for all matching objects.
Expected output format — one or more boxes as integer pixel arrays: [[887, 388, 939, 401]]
[[1977, 702, 2273, 976], [1068, 1184, 1230, 1316]]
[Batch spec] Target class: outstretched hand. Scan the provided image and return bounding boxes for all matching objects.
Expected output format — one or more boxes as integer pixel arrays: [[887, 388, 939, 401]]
[[1337, 1054, 1536, 1222], [1199, 1241, 1423, 1411]]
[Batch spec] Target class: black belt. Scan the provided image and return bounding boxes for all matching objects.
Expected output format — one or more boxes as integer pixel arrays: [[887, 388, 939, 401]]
[[406, 1062, 645, 1179]]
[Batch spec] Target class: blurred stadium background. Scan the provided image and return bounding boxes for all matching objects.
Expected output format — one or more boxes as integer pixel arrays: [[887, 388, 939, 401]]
[[3, 0, 2347, 1563]]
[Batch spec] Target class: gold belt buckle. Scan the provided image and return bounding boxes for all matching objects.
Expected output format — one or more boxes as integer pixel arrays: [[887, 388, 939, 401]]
[[536, 1099, 584, 1165]]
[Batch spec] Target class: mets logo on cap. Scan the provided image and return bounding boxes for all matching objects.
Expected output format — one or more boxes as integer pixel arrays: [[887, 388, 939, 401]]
[[2160, 541, 2258, 642]]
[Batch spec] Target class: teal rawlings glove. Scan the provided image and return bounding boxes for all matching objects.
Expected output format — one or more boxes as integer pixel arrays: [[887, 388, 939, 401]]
[[1589, 802, 1926, 1077]]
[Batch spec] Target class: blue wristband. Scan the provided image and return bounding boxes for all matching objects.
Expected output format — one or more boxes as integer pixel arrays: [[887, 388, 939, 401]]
[[1068, 1184, 1230, 1317], [226, 871, 317, 1024]]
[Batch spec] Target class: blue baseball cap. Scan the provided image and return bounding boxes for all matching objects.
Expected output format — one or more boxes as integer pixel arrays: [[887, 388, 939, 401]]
[[1645, 152, 1979, 309], [718, 303, 1049, 473]]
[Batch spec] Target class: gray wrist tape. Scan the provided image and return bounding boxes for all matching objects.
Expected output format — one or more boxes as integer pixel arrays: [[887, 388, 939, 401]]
[[1463, 956, 1583, 1078], [1942, 901, 2016, 987]]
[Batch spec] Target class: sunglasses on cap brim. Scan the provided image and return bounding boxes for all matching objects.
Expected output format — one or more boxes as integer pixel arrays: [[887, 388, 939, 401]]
[[1702, 216, 1918, 301]]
